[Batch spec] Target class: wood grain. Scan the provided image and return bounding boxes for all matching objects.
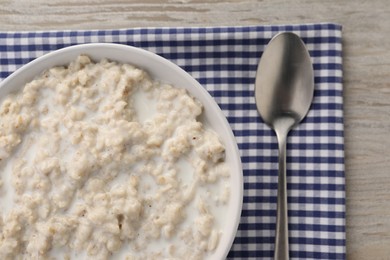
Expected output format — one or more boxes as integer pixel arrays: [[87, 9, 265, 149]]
[[2, 0, 390, 258]]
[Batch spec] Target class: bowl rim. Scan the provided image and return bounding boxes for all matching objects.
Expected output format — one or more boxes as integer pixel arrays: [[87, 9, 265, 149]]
[[0, 43, 243, 260]]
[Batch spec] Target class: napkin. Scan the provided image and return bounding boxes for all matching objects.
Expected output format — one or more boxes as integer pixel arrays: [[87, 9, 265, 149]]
[[0, 23, 345, 259]]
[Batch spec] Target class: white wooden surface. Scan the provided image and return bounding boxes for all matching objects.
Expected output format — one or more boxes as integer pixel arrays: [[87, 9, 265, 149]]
[[2, 0, 390, 259]]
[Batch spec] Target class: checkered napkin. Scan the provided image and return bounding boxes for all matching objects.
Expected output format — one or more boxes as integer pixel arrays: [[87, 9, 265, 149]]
[[0, 23, 345, 259]]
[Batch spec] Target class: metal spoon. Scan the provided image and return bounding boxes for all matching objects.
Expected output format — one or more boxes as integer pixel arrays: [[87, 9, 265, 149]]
[[255, 32, 314, 260]]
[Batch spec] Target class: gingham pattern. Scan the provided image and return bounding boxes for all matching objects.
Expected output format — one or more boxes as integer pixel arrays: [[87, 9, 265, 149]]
[[0, 23, 345, 259]]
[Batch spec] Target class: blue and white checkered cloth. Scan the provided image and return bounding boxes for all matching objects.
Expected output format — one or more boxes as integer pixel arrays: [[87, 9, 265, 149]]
[[0, 23, 345, 259]]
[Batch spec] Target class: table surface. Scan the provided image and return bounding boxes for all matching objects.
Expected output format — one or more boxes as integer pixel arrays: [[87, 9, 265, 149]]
[[2, 0, 390, 259]]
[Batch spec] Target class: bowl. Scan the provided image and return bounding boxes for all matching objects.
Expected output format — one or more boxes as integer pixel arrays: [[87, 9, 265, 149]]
[[0, 43, 243, 259]]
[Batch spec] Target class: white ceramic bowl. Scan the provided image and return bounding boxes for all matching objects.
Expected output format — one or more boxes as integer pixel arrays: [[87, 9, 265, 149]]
[[0, 43, 243, 259]]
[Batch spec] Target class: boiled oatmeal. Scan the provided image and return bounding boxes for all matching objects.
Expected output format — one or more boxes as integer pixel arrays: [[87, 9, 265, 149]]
[[0, 55, 230, 260]]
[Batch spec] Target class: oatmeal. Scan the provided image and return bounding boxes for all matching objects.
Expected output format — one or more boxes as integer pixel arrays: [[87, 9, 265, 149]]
[[0, 55, 230, 260]]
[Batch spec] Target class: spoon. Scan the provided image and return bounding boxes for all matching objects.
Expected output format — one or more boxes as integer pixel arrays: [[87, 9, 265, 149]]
[[255, 32, 314, 260]]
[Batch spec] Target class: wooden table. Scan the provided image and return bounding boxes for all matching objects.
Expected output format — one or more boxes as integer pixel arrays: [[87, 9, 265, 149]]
[[2, 0, 390, 258]]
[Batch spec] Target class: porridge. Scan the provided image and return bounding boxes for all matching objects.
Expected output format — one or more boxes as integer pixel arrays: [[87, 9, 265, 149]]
[[0, 55, 230, 260]]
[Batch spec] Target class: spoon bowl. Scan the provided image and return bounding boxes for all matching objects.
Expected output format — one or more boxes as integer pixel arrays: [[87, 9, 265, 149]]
[[256, 32, 314, 129], [255, 32, 314, 260]]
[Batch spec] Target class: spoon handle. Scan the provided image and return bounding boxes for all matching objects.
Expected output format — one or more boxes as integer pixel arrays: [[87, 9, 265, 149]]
[[274, 126, 290, 260]]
